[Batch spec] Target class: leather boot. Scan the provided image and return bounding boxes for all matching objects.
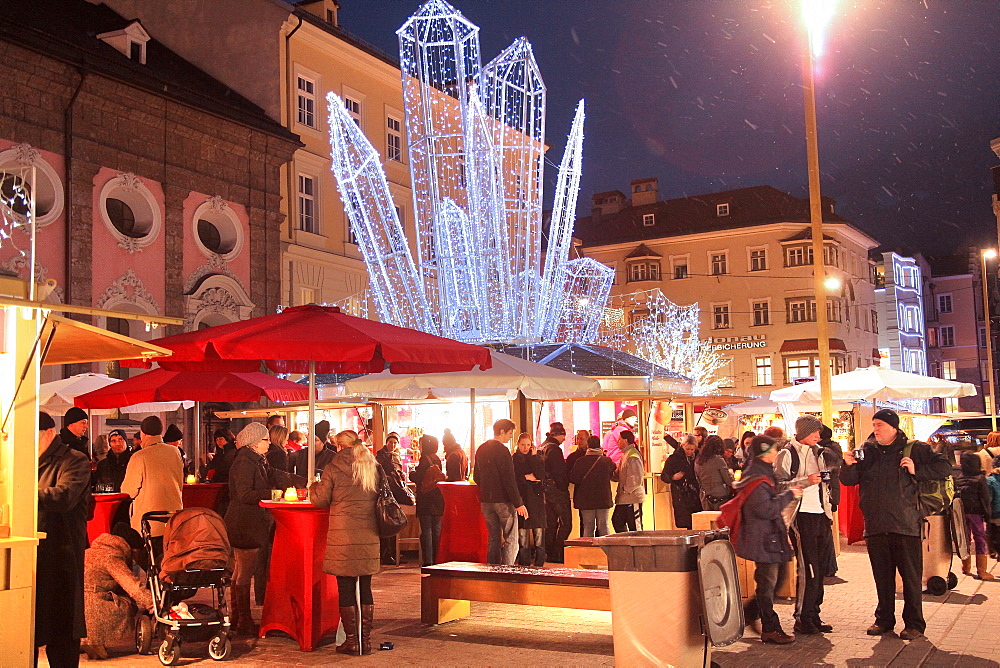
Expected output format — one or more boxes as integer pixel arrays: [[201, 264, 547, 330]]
[[962, 557, 973, 575], [233, 585, 259, 638], [336, 606, 360, 655], [360, 604, 374, 655], [976, 553, 996, 580]]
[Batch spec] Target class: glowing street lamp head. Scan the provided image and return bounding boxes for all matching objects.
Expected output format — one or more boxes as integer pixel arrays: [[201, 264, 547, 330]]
[[823, 276, 842, 292], [803, 0, 837, 60], [983, 249, 998, 260]]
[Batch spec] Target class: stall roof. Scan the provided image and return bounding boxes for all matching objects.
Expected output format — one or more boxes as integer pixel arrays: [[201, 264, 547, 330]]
[[40, 315, 171, 365], [492, 343, 690, 383]]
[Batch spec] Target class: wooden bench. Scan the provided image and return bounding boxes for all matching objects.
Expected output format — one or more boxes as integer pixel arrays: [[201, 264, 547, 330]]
[[420, 561, 610, 625], [563, 537, 608, 570]]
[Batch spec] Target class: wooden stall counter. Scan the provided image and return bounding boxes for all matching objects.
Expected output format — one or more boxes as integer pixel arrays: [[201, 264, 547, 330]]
[[182, 483, 225, 511], [88, 493, 129, 544], [437, 482, 488, 564], [563, 537, 608, 570], [259, 500, 340, 651]]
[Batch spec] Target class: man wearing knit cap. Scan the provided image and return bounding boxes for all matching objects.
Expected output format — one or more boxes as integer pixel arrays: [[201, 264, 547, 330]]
[[61, 405, 90, 457], [121, 416, 183, 558], [841, 408, 951, 641], [602, 408, 638, 464], [163, 423, 192, 476], [290, 420, 333, 478], [775, 414, 831, 635]]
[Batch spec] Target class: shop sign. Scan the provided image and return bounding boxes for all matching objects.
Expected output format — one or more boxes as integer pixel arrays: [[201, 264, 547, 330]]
[[707, 334, 766, 351]]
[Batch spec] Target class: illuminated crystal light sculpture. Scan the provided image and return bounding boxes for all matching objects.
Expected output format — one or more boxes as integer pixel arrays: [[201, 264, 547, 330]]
[[0, 165, 31, 257], [325, 0, 612, 344], [597, 289, 728, 394], [326, 94, 433, 333]]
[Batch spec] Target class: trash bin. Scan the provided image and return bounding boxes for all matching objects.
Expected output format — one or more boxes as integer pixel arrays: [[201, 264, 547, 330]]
[[593, 529, 743, 667]]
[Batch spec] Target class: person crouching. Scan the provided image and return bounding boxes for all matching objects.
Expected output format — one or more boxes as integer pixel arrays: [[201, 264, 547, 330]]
[[736, 435, 803, 645]]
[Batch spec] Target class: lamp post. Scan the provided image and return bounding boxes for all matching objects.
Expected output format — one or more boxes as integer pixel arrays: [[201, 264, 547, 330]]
[[802, 0, 837, 426], [982, 248, 997, 431]]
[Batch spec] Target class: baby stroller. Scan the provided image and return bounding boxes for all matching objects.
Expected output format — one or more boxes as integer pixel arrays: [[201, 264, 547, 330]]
[[137, 509, 235, 665]]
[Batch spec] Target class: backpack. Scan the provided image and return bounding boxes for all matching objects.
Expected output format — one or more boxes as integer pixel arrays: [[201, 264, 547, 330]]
[[420, 462, 446, 494], [902, 440, 954, 516], [716, 478, 771, 552]]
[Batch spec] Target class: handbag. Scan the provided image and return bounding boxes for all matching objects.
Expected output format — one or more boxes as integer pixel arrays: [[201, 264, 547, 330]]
[[375, 471, 408, 537]]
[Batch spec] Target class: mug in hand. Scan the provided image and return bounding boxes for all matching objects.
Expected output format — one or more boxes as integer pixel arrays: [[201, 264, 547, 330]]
[[820, 470, 832, 483], [854, 448, 866, 462]]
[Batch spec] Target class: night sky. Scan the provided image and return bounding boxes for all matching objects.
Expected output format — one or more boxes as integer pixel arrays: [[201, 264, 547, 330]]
[[339, 1, 1000, 256]]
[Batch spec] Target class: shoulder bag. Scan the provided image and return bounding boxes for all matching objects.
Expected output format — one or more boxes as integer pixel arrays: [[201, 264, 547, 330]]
[[375, 470, 408, 537]]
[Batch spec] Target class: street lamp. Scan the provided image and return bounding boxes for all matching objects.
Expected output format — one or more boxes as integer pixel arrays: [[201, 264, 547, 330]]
[[802, 0, 838, 426], [982, 248, 997, 431]]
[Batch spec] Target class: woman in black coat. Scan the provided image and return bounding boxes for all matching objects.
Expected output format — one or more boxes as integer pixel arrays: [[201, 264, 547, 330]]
[[660, 435, 701, 529], [224, 424, 301, 637], [410, 434, 445, 566], [735, 435, 801, 645], [512, 433, 547, 566], [568, 435, 616, 537]]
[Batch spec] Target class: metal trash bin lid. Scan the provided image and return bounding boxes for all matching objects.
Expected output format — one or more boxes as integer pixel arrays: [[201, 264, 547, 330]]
[[697, 539, 744, 647]]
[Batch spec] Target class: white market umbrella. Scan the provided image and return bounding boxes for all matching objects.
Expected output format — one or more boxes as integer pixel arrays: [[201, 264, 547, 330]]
[[345, 351, 601, 450], [769, 366, 977, 403], [344, 351, 601, 401], [39, 373, 194, 416]]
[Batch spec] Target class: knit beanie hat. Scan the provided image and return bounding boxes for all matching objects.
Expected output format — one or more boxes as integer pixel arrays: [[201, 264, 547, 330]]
[[163, 424, 183, 443], [620, 408, 637, 420], [795, 414, 823, 441], [315, 420, 331, 443], [236, 422, 268, 449], [872, 408, 900, 430], [39, 411, 55, 430], [108, 428, 128, 442], [64, 406, 88, 424]]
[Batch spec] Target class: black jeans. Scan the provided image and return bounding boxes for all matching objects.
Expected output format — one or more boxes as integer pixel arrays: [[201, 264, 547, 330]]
[[336, 575, 373, 607], [749, 561, 786, 633], [545, 488, 573, 562], [867, 533, 924, 632], [611, 503, 642, 533], [795, 512, 831, 624]]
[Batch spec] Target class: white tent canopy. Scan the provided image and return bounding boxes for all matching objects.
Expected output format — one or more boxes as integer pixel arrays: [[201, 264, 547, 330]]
[[344, 351, 601, 401], [40, 373, 193, 416], [770, 366, 977, 403]]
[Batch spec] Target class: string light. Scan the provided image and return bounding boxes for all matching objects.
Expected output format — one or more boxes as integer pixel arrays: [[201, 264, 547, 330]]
[[0, 165, 31, 259]]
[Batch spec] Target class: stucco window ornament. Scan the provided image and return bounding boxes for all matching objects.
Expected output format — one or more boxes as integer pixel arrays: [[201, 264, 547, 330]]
[[96, 268, 160, 313], [192, 195, 244, 262], [185, 273, 254, 329], [0, 256, 64, 302], [98, 172, 162, 254], [0, 143, 65, 229]]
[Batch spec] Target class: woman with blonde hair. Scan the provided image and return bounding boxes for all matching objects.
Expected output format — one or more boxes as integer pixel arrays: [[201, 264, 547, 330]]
[[978, 431, 1000, 474], [309, 430, 380, 655]]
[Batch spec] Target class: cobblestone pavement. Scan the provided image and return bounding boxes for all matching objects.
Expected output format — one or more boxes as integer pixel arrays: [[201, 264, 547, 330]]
[[48, 539, 1000, 667]]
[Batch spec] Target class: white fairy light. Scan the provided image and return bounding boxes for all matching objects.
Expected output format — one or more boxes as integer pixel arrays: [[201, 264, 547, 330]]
[[326, 92, 434, 333]]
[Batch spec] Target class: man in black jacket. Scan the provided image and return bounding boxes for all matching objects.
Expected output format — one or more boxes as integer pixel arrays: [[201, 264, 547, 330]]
[[841, 409, 951, 641], [473, 419, 527, 564], [36, 410, 91, 666], [540, 422, 572, 563], [60, 405, 90, 457]]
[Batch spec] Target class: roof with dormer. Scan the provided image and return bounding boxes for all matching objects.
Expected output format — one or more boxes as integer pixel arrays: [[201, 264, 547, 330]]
[[575, 185, 871, 248]]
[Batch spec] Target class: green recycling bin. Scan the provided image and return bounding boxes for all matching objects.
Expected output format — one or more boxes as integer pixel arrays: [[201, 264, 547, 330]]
[[593, 529, 743, 667]]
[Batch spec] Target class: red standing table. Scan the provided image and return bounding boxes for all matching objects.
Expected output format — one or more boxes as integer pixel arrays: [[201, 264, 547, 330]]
[[436, 482, 488, 564], [88, 493, 129, 544], [259, 501, 340, 651], [182, 483, 225, 511]]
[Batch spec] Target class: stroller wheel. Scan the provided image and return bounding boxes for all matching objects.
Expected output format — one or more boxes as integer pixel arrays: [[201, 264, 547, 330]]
[[926, 576, 948, 596], [208, 634, 231, 661], [948, 571, 959, 589], [158, 636, 181, 666], [135, 614, 154, 655]]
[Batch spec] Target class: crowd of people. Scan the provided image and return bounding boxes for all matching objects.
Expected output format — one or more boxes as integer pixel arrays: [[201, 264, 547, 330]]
[[34, 404, 1000, 664]]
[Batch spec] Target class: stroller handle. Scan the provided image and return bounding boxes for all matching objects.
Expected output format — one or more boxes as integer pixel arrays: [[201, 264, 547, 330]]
[[140, 510, 175, 536]]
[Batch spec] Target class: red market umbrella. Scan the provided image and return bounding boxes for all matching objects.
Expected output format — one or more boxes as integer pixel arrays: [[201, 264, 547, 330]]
[[73, 369, 311, 408], [121, 304, 493, 375], [121, 305, 492, 476]]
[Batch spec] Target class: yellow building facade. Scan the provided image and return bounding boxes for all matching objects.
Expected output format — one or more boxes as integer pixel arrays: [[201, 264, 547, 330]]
[[280, 3, 413, 310]]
